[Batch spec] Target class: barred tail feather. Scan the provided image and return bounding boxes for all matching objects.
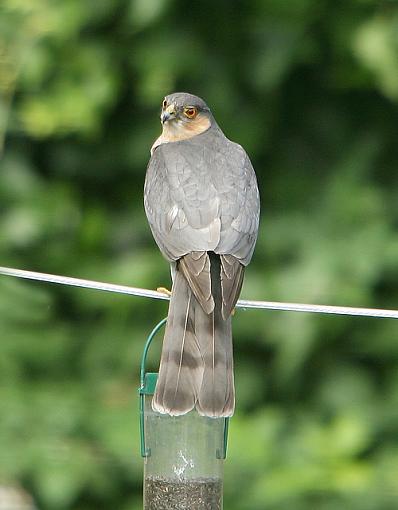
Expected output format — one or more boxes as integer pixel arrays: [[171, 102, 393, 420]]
[[152, 270, 203, 415], [196, 256, 235, 417], [153, 256, 235, 418]]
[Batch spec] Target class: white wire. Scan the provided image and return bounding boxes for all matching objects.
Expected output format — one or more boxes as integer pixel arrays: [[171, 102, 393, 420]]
[[0, 266, 168, 301], [0, 265, 397, 319]]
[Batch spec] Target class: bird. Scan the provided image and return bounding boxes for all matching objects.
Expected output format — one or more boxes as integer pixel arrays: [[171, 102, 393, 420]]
[[144, 92, 260, 418]]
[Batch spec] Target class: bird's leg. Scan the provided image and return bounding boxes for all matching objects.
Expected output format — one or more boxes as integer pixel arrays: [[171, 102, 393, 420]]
[[157, 286, 172, 296], [156, 262, 175, 296]]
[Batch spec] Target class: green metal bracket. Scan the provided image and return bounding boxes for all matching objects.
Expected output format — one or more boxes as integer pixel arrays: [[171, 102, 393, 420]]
[[139, 317, 167, 458], [138, 317, 230, 460], [217, 417, 230, 460]]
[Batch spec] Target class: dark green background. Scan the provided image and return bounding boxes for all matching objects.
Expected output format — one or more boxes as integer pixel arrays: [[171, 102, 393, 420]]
[[1, 0, 398, 508]]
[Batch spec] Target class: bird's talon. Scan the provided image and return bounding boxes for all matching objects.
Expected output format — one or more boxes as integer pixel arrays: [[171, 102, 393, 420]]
[[157, 286, 172, 296]]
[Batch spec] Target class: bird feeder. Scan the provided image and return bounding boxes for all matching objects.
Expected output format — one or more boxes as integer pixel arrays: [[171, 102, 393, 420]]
[[139, 318, 229, 510]]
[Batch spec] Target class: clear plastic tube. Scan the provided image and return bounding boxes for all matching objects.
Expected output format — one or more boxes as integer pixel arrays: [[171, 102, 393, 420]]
[[143, 399, 225, 510]]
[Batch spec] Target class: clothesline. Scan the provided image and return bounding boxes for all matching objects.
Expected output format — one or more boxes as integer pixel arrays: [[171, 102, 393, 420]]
[[0, 266, 397, 320]]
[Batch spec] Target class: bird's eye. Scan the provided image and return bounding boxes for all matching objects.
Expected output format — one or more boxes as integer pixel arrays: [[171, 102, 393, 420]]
[[184, 107, 197, 119], [162, 99, 167, 109]]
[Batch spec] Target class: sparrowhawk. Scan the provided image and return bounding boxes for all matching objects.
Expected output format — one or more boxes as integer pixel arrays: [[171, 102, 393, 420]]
[[144, 92, 260, 417]]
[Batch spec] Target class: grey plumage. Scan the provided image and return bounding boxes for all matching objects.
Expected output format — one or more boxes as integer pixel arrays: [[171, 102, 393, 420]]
[[144, 92, 260, 417]]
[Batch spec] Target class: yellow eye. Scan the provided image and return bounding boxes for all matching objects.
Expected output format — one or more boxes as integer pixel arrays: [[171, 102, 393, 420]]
[[184, 107, 197, 119], [162, 99, 167, 109]]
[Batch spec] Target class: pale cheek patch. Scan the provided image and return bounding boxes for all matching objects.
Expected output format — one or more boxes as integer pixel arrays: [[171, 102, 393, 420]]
[[161, 114, 211, 143], [184, 115, 211, 135]]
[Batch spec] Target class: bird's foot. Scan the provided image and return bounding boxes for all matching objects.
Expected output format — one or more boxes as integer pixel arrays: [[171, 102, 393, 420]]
[[156, 286, 172, 296]]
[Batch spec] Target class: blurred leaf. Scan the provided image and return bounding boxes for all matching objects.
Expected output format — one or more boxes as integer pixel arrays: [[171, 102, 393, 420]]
[[353, 14, 398, 100]]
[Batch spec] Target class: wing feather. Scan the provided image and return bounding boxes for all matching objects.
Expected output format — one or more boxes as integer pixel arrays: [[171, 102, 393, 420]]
[[179, 252, 214, 314], [220, 254, 245, 319]]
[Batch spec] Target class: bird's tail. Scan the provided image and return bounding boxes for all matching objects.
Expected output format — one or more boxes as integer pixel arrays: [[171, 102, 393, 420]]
[[152, 262, 235, 418]]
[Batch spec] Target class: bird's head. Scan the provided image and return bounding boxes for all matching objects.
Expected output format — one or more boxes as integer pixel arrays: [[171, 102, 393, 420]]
[[159, 92, 213, 142]]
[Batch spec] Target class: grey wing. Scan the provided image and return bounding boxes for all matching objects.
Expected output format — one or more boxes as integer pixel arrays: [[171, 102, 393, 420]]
[[214, 143, 260, 266], [144, 144, 222, 262], [210, 141, 260, 317]]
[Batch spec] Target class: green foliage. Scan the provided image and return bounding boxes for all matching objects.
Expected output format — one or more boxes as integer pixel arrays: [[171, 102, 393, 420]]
[[1, 0, 398, 508]]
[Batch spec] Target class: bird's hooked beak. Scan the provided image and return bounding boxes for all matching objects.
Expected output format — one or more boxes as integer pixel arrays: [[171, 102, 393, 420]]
[[161, 103, 176, 124]]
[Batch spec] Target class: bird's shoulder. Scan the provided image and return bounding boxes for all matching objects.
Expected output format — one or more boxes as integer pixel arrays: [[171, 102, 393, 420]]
[[149, 127, 252, 179]]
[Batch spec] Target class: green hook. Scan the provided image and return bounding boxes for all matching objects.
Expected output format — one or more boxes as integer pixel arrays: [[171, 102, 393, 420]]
[[139, 317, 167, 458]]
